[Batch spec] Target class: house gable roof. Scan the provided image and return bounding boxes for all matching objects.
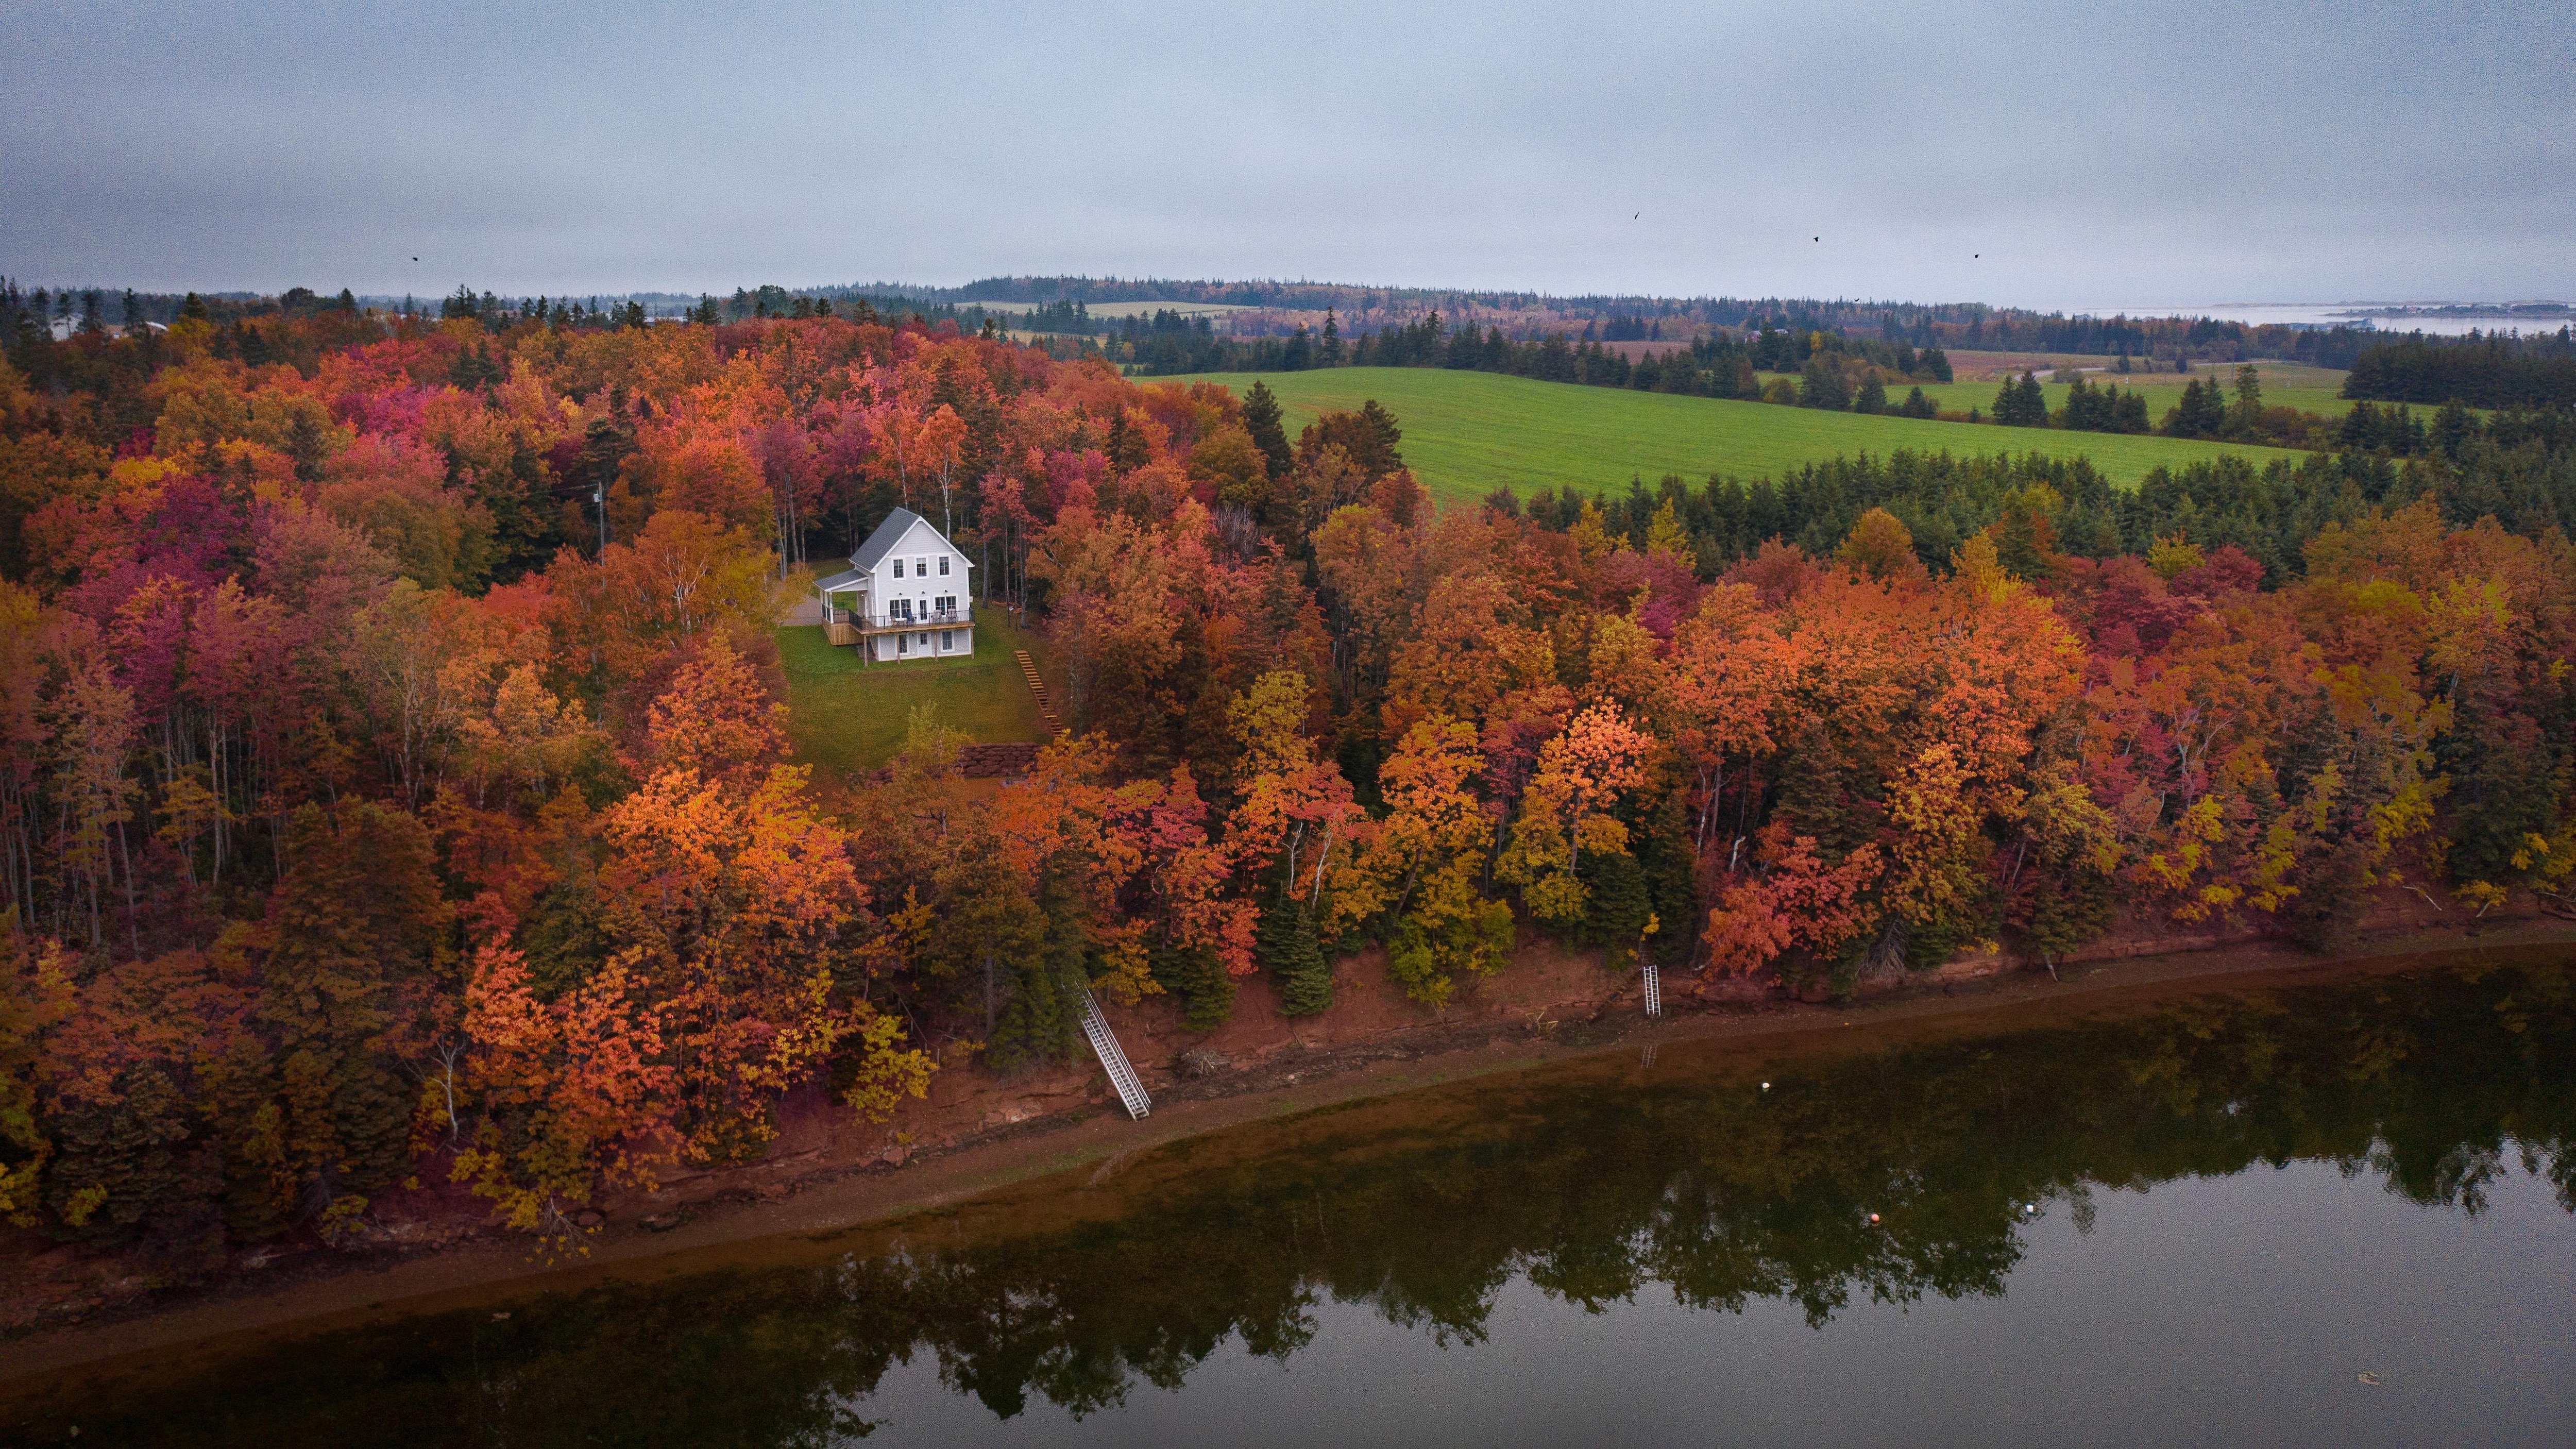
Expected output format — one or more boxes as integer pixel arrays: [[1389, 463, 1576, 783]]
[[849, 507, 973, 575], [849, 508, 927, 574]]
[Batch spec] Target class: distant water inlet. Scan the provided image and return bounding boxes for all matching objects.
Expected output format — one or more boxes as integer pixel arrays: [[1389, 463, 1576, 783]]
[[10, 952, 2576, 1447]]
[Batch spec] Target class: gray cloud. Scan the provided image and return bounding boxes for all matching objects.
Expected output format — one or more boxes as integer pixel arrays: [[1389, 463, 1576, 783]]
[[2, 0, 2568, 306]]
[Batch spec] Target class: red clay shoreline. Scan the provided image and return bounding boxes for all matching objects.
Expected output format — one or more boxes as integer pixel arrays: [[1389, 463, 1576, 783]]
[[5, 915, 2574, 1387]]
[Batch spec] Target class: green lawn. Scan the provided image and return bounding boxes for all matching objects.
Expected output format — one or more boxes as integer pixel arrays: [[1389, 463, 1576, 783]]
[[774, 607, 1053, 784], [1164, 368, 2313, 511]]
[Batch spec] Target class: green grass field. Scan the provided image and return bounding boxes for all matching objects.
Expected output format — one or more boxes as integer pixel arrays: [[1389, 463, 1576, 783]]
[[774, 607, 1053, 784], [1865, 361, 2358, 421], [1164, 368, 2313, 511]]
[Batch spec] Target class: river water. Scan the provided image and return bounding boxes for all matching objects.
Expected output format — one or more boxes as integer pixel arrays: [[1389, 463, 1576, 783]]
[[8, 952, 2575, 1446]]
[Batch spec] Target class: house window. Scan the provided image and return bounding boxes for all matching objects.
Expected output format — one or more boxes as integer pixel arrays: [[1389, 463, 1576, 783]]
[[941, 630, 954, 651], [893, 559, 904, 579], [918, 632, 930, 648], [895, 634, 907, 656], [938, 556, 950, 576]]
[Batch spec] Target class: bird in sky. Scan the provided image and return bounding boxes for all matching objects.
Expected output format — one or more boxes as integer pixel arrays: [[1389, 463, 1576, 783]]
[[1633, 212, 1640, 219]]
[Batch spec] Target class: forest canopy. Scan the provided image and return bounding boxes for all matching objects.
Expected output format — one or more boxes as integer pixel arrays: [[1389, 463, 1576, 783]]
[[3, 291, 2575, 1274]]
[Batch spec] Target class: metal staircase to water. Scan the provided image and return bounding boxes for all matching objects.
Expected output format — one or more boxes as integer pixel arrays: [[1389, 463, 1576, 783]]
[[1641, 959, 1662, 1018], [1078, 987, 1153, 1120]]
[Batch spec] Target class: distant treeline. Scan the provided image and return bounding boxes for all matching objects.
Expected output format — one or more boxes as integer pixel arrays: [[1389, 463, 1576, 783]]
[[1126, 310, 1955, 399], [1512, 416, 2576, 589], [2343, 332, 2576, 411], [0, 281, 391, 331], [20, 269, 2548, 375], [880, 277, 2417, 365]]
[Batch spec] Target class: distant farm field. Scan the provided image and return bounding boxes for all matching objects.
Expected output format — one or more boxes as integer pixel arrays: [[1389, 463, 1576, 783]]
[[1161, 368, 2313, 510], [1878, 359, 2359, 420]]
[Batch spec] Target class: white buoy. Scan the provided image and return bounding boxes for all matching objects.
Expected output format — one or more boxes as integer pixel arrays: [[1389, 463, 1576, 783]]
[[1760, 1081, 1771, 1090]]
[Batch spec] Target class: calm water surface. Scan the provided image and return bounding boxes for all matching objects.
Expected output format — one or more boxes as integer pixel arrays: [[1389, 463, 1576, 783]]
[[9, 953, 2575, 1446]]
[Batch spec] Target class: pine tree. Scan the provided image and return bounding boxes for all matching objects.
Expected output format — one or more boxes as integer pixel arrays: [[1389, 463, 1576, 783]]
[[2018, 373, 2048, 425], [201, 1037, 292, 1240], [1275, 909, 1333, 1016], [1992, 372, 2050, 427], [1257, 889, 1333, 1016], [1801, 355, 1851, 410], [987, 862, 1092, 1068], [2432, 399, 2478, 458], [1242, 381, 1292, 479], [1577, 847, 1651, 956], [1150, 940, 1236, 1032], [257, 802, 451, 1216], [43, 1065, 193, 1245]]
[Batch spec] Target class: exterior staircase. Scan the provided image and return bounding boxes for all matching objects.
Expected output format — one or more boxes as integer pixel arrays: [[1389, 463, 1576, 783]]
[[1078, 988, 1152, 1120], [1641, 959, 1662, 1018], [1014, 649, 1063, 738]]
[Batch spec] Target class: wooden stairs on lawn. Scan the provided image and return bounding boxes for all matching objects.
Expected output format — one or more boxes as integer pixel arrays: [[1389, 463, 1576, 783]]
[[1014, 650, 1063, 737], [1078, 987, 1152, 1120]]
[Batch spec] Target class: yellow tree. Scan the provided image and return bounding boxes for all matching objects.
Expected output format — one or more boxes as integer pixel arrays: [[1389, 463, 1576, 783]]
[[1352, 716, 1511, 1006], [1497, 702, 1650, 924]]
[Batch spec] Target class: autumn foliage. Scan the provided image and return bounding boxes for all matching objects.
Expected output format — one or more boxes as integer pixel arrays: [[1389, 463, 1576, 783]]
[[2, 298, 2573, 1270]]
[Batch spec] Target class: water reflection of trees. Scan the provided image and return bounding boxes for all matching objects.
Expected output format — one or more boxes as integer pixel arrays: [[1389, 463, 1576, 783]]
[[21, 963, 2575, 1447]]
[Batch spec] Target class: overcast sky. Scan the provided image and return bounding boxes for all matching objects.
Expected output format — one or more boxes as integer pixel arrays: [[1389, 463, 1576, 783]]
[[4, 0, 2568, 310]]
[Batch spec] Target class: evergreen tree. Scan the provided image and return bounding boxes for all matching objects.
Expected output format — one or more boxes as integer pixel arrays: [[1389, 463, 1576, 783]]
[[2018, 373, 2048, 425], [987, 861, 1094, 1068], [1993, 372, 2049, 427], [1150, 940, 1236, 1032], [2432, 399, 2479, 459], [1854, 375, 1888, 414], [41, 1066, 206, 1252], [1800, 355, 1852, 410], [257, 801, 452, 1212], [2229, 364, 2264, 433], [1257, 890, 1332, 1016], [1242, 380, 1292, 479]]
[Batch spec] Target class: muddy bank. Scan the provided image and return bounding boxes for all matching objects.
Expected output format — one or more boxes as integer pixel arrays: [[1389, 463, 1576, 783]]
[[6, 914, 2573, 1383]]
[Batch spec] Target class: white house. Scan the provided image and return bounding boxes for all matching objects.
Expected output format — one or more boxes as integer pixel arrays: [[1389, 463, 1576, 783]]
[[814, 507, 976, 662]]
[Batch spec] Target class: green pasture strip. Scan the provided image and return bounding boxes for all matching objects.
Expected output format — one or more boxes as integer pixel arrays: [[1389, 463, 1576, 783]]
[[775, 606, 1052, 781], [1161, 368, 2312, 510], [1880, 375, 2359, 419]]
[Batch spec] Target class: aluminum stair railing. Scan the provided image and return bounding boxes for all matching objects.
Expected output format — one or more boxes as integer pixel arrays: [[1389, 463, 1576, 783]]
[[1078, 987, 1153, 1120], [1641, 959, 1662, 1018]]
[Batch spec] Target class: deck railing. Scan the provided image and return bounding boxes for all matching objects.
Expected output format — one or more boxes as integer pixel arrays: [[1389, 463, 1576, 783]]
[[822, 605, 971, 631]]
